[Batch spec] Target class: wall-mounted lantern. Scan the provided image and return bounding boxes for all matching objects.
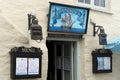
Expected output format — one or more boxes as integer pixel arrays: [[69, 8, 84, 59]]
[[28, 14, 43, 41], [90, 20, 107, 45], [98, 28, 107, 45]]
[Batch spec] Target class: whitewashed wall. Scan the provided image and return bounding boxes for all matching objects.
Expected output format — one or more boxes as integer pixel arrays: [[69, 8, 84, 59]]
[[0, 0, 49, 80], [82, 0, 120, 80], [0, 0, 120, 80]]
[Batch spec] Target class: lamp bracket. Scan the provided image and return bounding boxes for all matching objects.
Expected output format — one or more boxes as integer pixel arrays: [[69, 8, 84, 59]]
[[28, 14, 37, 30], [92, 23, 103, 36]]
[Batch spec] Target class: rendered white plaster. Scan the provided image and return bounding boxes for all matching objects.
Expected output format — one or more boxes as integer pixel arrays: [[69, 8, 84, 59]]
[[1, 0, 120, 80]]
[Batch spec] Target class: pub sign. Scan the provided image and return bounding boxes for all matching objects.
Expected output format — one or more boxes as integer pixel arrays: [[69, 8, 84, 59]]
[[48, 2, 89, 34]]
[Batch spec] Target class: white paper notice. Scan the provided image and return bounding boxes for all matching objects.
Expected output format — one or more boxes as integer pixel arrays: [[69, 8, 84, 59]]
[[28, 58, 39, 75], [104, 57, 111, 70], [97, 57, 111, 70], [16, 58, 27, 75], [97, 57, 104, 70]]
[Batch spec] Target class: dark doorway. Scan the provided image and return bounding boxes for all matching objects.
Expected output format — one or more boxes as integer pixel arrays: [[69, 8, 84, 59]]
[[47, 41, 55, 80], [47, 40, 74, 80]]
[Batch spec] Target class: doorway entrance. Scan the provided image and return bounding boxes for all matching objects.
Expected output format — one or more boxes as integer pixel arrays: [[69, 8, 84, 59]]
[[47, 40, 79, 80]]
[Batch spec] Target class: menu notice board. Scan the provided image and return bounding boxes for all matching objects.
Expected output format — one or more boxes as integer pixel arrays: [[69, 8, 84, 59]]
[[92, 49, 112, 73], [16, 58, 39, 75], [9, 47, 42, 79], [97, 57, 111, 71]]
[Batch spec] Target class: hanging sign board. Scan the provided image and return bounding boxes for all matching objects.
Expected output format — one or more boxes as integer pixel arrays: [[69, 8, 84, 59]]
[[48, 2, 89, 34], [92, 49, 112, 73], [9, 47, 42, 79]]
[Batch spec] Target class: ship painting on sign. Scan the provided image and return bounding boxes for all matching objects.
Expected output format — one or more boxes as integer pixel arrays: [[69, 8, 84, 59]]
[[48, 3, 89, 33], [61, 13, 75, 30]]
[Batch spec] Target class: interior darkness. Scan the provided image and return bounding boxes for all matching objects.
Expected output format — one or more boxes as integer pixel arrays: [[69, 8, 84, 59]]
[[46, 41, 55, 80], [46, 41, 63, 80]]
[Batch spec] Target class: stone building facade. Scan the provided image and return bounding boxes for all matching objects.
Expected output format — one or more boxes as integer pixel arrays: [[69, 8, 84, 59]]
[[0, 0, 120, 80]]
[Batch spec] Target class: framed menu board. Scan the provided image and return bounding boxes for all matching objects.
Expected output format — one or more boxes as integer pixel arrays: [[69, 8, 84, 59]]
[[10, 47, 42, 79], [92, 49, 112, 73]]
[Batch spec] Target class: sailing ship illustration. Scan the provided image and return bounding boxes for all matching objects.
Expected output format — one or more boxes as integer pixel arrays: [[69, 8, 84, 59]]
[[51, 7, 75, 30], [61, 13, 75, 30]]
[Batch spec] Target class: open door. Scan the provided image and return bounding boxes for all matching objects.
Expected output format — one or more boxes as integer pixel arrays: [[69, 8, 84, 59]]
[[47, 41, 75, 80]]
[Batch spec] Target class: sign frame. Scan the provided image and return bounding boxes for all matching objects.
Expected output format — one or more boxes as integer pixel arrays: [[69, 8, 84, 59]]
[[92, 49, 112, 73], [48, 2, 89, 34], [10, 47, 42, 79]]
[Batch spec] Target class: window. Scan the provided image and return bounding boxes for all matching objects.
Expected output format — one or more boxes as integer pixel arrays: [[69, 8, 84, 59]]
[[78, 0, 108, 10], [94, 0, 105, 7], [78, 0, 91, 4]]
